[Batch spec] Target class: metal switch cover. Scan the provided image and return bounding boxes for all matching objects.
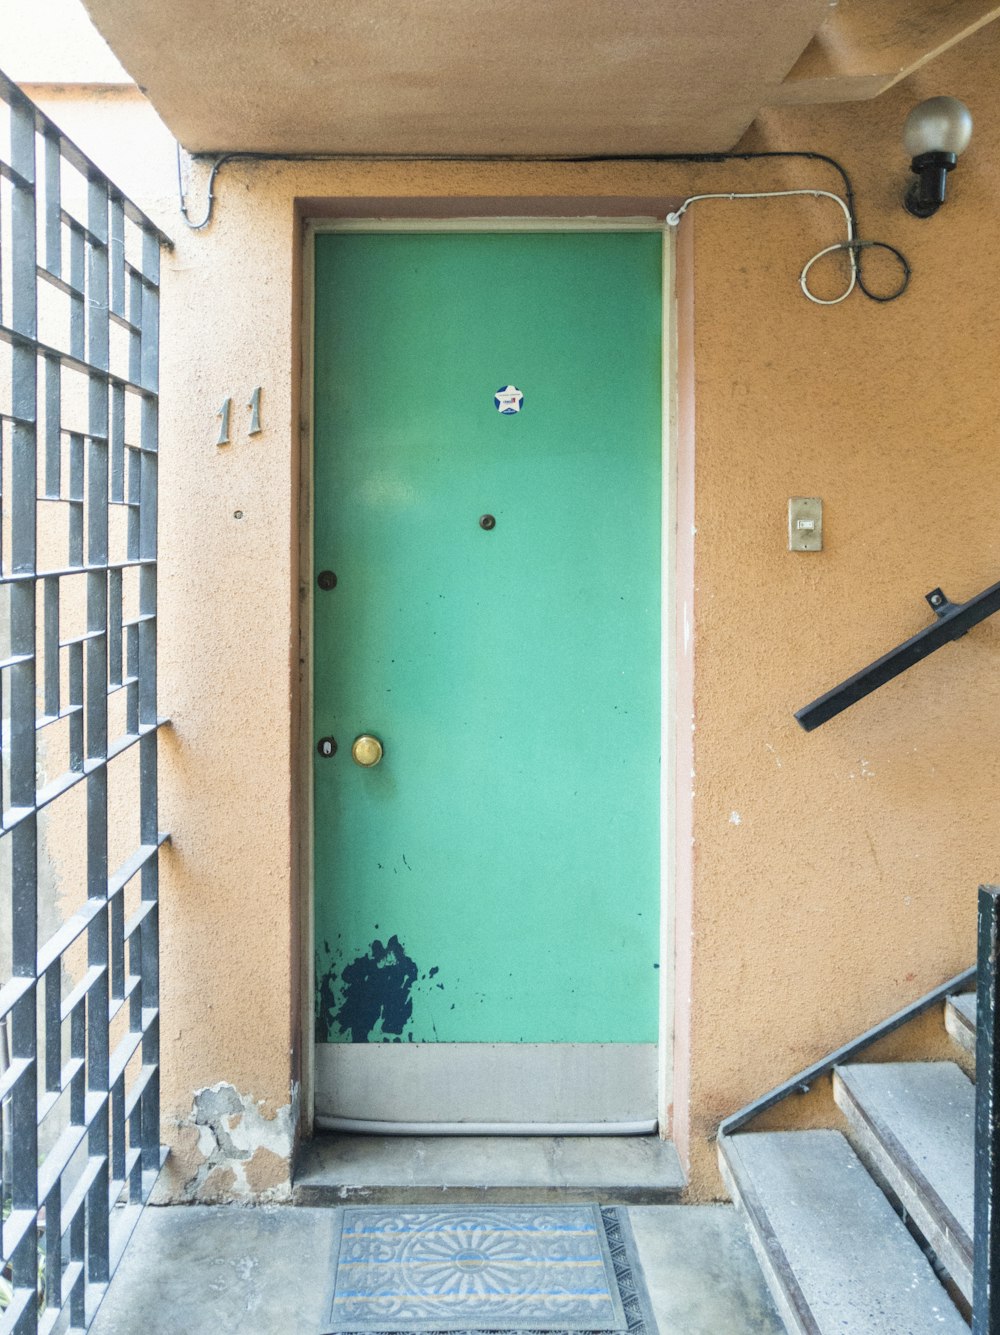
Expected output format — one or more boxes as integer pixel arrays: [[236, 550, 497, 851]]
[[788, 497, 823, 551]]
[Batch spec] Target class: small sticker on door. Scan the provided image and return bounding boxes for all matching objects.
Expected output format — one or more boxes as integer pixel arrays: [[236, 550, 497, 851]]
[[494, 385, 523, 415]]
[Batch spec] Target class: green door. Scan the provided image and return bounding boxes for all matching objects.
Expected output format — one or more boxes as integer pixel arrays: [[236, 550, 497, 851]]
[[313, 229, 663, 1128]]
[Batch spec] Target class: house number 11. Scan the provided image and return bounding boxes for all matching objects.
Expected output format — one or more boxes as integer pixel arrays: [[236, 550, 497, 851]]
[[216, 387, 263, 445]]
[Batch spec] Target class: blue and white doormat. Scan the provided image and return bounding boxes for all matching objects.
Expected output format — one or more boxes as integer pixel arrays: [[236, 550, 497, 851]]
[[324, 1204, 656, 1335]]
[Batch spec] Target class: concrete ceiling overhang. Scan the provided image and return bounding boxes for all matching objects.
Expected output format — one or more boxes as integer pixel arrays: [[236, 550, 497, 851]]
[[80, 0, 837, 156]]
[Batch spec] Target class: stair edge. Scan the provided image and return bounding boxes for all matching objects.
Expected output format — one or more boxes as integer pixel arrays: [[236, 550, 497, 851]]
[[945, 994, 977, 1055], [833, 1064, 973, 1301], [719, 1134, 822, 1335]]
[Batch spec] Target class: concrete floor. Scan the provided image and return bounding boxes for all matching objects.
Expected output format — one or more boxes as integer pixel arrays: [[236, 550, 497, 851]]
[[89, 1203, 785, 1335]]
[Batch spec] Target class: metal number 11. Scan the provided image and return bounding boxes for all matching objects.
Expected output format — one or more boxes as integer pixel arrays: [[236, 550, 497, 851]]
[[216, 397, 231, 445], [248, 386, 262, 435]]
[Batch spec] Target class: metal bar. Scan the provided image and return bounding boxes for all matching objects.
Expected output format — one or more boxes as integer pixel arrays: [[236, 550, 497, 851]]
[[35, 265, 82, 301], [43, 355, 60, 498], [69, 638, 84, 771], [140, 230, 160, 396], [68, 431, 85, 567], [60, 1157, 103, 1239], [0, 157, 32, 188], [109, 975, 142, 1028], [55, 209, 107, 250], [0, 1059, 33, 1106], [60, 967, 106, 1024], [2, 559, 154, 588], [127, 448, 141, 564], [43, 1181, 62, 1316], [137, 226, 161, 1175], [43, 964, 60, 1093], [43, 131, 62, 277], [10, 99, 37, 344], [717, 964, 977, 1139], [0, 324, 157, 400], [109, 196, 125, 318], [36, 704, 82, 731], [974, 885, 1000, 1334], [85, 169, 112, 1290], [110, 861, 125, 1001], [70, 226, 85, 362], [0, 719, 166, 835], [0, 979, 33, 1023], [796, 580, 1000, 731], [42, 576, 59, 717], [0, 651, 32, 671], [128, 269, 142, 387], [109, 567, 123, 687], [7, 95, 41, 1318], [110, 1081, 126, 1189], [110, 384, 125, 506], [124, 898, 157, 943], [70, 987, 86, 1129]]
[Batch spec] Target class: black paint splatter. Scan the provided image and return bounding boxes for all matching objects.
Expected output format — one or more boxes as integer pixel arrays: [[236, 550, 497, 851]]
[[332, 935, 418, 1042], [315, 956, 339, 1042]]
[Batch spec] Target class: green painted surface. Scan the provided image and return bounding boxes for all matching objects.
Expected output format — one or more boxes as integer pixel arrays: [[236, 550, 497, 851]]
[[313, 231, 661, 1045]]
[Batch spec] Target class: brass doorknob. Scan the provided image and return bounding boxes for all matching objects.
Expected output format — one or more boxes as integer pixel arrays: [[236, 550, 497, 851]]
[[351, 734, 383, 767]]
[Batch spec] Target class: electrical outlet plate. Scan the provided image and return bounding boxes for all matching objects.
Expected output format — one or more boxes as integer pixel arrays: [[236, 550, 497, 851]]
[[788, 497, 822, 551]]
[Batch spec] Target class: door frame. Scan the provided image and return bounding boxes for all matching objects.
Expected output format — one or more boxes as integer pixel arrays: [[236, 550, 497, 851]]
[[297, 214, 678, 1136]]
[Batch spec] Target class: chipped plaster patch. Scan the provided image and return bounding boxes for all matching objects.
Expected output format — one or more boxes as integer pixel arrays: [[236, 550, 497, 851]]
[[153, 1081, 299, 1204]]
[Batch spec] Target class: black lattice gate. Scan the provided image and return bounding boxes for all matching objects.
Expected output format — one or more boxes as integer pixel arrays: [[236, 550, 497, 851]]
[[0, 69, 167, 1332]]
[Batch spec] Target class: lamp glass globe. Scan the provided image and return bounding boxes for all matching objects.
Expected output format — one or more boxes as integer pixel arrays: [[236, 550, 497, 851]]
[[903, 96, 973, 157]]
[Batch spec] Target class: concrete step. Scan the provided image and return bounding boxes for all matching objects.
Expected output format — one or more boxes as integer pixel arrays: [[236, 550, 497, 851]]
[[719, 1129, 967, 1334], [945, 991, 977, 1055], [833, 1060, 975, 1303], [294, 1133, 686, 1205]]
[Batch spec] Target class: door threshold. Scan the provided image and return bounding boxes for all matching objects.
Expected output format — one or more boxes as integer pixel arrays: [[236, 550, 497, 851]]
[[293, 1133, 685, 1205], [315, 1116, 657, 1136]]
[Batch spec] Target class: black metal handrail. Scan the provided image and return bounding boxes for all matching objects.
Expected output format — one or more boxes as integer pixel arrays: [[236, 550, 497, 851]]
[[716, 964, 975, 1141], [974, 885, 1000, 1333], [718, 889, 997, 1327], [795, 580, 1000, 731]]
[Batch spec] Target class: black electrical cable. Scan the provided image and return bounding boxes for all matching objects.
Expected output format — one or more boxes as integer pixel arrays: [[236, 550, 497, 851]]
[[569, 149, 910, 302], [175, 144, 911, 302], [850, 240, 911, 302]]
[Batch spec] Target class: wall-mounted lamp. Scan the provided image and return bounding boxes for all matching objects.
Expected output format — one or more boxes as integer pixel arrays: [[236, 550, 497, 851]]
[[903, 96, 973, 217]]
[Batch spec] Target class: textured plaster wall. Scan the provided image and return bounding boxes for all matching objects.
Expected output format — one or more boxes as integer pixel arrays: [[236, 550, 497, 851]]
[[28, 16, 1000, 1201], [676, 26, 1000, 1194]]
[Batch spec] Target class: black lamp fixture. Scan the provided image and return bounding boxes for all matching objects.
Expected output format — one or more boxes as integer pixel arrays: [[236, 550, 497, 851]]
[[903, 96, 973, 217]]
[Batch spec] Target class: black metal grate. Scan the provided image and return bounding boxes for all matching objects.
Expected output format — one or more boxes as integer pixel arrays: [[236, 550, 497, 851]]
[[0, 69, 169, 1332]]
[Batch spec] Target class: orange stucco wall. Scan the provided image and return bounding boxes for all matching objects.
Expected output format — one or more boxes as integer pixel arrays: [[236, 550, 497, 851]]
[[675, 28, 1000, 1192], [24, 13, 1000, 1200]]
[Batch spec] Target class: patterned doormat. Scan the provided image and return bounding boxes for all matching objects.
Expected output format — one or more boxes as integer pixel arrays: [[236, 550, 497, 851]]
[[323, 1204, 657, 1335]]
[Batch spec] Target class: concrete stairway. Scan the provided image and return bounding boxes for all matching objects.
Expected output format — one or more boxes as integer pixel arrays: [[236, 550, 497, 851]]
[[720, 989, 980, 1334]]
